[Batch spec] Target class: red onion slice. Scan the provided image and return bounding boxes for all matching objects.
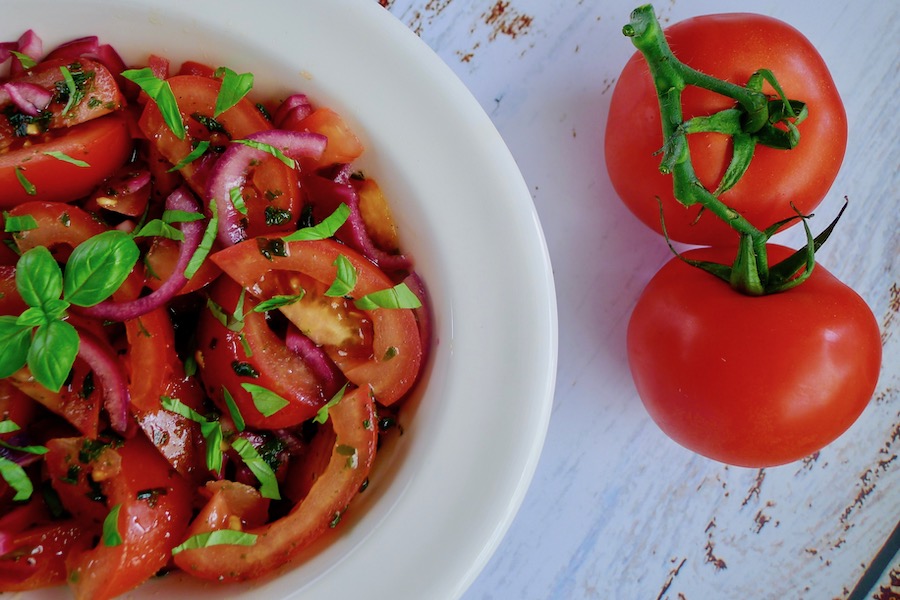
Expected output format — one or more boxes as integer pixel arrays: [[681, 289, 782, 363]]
[[206, 129, 327, 246], [1, 81, 52, 115], [80, 187, 204, 321], [273, 94, 314, 130], [76, 329, 131, 435], [285, 324, 343, 397], [303, 175, 412, 271]]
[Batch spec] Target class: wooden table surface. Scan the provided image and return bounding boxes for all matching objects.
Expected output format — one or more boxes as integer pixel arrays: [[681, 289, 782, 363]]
[[378, 1, 900, 598]]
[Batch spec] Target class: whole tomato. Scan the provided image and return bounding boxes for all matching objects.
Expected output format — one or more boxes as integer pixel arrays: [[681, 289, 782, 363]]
[[626, 245, 882, 467], [605, 13, 847, 245]]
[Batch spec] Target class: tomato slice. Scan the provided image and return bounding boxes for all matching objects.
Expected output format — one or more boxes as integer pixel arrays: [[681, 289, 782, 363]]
[[196, 276, 329, 429], [0, 113, 133, 208], [172, 386, 377, 581], [0, 57, 125, 147], [294, 107, 364, 167], [138, 75, 302, 238], [0, 520, 90, 591], [211, 238, 423, 405], [49, 434, 193, 600]]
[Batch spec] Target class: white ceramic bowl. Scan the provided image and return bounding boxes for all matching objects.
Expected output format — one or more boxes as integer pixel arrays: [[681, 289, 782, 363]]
[[4, 1, 558, 598]]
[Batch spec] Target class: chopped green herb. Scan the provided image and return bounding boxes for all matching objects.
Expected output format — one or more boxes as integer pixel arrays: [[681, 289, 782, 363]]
[[14, 167, 36, 195], [233, 139, 295, 168], [231, 361, 259, 378], [3, 212, 38, 233], [222, 386, 246, 432], [102, 504, 124, 547], [167, 140, 210, 172], [10, 50, 37, 69], [264, 205, 292, 227], [256, 237, 287, 260], [283, 203, 350, 242], [160, 396, 224, 474], [132, 218, 184, 241], [192, 113, 229, 136], [252, 292, 305, 313], [241, 383, 289, 417], [0, 456, 33, 501], [354, 282, 422, 311], [172, 530, 258, 555], [121, 68, 185, 139], [43, 150, 90, 167], [230, 436, 280, 500], [214, 67, 254, 117], [314, 383, 349, 425], [229, 186, 248, 215], [326, 254, 358, 297], [184, 200, 217, 279]]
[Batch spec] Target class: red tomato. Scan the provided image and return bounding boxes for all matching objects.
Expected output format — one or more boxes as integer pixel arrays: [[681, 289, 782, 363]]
[[627, 245, 882, 467], [196, 276, 329, 429], [0, 113, 133, 208], [0, 520, 90, 591], [138, 75, 302, 238], [173, 386, 377, 581], [294, 107, 364, 167], [46, 434, 192, 600], [605, 13, 847, 245], [211, 238, 423, 405], [0, 57, 125, 145]]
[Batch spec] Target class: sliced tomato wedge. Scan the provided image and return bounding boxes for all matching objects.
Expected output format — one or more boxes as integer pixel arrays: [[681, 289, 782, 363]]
[[46, 434, 192, 600], [196, 276, 329, 429], [211, 238, 423, 405], [172, 386, 377, 581], [0, 113, 133, 208]]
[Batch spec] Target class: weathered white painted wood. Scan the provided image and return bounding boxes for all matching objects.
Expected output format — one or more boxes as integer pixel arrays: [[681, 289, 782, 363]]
[[379, 0, 900, 598]]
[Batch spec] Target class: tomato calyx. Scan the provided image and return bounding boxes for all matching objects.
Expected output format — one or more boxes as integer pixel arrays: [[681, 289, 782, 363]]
[[625, 4, 843, 296], [662, 199, 848, 296]]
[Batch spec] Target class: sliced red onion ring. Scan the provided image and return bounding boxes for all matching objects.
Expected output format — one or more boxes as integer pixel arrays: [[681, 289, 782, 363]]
[[80, 187, 204, 321], [285, 324, 343, 397], [273, 93, 314, 130], [206, 129, 327, 246], [304, 175, 412, 271], [76, 329, 130, 435], [1, 81, 52, 115]]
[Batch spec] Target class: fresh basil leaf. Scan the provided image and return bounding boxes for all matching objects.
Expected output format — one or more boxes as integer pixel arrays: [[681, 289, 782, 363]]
[[167, 140, 210, 172], [3, 212, 38, 232], [14, 167, 36, 196], [0, 420, 19, 434], [240, 383, 289, 417], [0, 456, 33, 501], [16, 306, 49, 327], [354, 282, 422, 310], [214, 67, 254, 117], [59, 65, 78, 116], [313, 383, 348, 425], [160, 396, 224, 474], [43, 150, 90, 167], [282, 203, 350, 241], [0, 317, 31, 378], [16, 246, 63, 307], [171, 530, 257, 555], [185, 200, 217, 279], [102, 504, 124, 547], [233, 139, 295, 168], [0, 436, 48, 455], [230, 436, 280, 500], [41, 298, 70, 322], [27, 319, 78, 392], [326, 254, 358, 297], [229, 186, 248, 215], [121, 68, 186, 139], [222, 386, 246, 432], [162, 209, 205, 224], [132, 218, 184, 241], [10, 50, 37, 69], [64, 230, 140, 307], [252, 293, 305, 313]]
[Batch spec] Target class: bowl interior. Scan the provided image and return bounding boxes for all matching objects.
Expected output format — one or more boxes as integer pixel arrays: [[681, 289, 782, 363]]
[[4, 2, 557, 598]]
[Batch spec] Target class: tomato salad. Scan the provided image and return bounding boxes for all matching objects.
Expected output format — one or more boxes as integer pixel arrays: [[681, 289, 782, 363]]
[[0, 31, 429, 598]]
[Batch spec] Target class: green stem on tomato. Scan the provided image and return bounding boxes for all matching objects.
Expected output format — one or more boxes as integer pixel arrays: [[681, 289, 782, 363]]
[[622, 4, 826, 296]]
